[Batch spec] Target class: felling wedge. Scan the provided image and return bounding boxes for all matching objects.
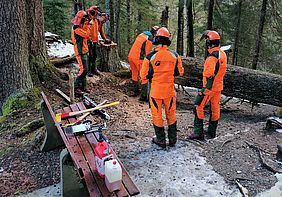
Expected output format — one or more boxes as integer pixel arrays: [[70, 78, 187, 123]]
[[55, 101, 120, 122]]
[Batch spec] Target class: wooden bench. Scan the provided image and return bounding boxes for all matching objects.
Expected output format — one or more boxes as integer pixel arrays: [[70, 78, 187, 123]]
[[40, 92, 140, 197]]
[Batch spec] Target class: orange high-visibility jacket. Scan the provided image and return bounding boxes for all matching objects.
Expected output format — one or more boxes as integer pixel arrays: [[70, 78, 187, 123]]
[[89, 19, 99, 42], [128, 33, 153, 60], [140, 45, 184, 99], [71, 25, 91, 56], [203, 46, 227, 92]]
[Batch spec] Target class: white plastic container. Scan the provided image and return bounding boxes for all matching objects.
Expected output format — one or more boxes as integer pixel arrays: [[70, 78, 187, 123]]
[[105, 159, 122, 192]]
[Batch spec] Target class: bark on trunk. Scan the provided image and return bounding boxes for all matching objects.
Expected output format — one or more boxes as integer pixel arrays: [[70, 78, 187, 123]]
[[161, 6, 169, 27], [126, 0, 131, 45], [115, 0, 121, 55], [252, 0, 267, 70], [97, 43, 122, 72], [175, 57, 282, 107], [177, 0, 184, 55], [232, 0, 242, 66], [0, 0, 33, 113], [0, 0, 64, 113], [109, 0, 115, 40], [207, 0, 214, 30], [186, 0, 194, 57]]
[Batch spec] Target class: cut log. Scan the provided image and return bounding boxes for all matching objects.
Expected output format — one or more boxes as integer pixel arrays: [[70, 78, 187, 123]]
[[175, 57, 282, 107], [96, 41, 122, 72], [50, 55, 76, 67]]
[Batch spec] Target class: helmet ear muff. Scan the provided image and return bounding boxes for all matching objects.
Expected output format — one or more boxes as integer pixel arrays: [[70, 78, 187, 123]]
[[153, 36, 171, 46]]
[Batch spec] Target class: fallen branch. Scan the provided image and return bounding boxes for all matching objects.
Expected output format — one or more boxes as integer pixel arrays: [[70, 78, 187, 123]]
[[245, 141, 282, 173], [220, 139, 232, 148], [50, 55, 76, 67], [220, 97, 233, 106], [235, 180, 249, 197]]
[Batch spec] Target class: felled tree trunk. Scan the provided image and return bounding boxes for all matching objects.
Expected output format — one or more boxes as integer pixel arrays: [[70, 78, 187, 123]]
[[96, 42, 122, 72], [175, 57, 282, 107]]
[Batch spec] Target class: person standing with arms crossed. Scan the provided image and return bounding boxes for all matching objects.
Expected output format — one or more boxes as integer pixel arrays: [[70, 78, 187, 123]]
[[140, 27, 184, 148], [188, 30, 227, 140]]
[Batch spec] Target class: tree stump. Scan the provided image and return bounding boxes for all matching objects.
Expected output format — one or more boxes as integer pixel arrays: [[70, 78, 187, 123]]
[[96, 41, 122, 72]]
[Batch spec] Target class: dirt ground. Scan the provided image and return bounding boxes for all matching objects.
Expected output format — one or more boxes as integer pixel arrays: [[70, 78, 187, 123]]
[[0, 72, 281, 197]]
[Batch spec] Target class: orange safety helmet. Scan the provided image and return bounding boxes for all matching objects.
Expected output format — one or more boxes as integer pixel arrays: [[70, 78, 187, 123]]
[[201, 30, 220, 48], [156, 27, 170, 38], [87, 5, 100, 12], [71, 10, 88, 25]]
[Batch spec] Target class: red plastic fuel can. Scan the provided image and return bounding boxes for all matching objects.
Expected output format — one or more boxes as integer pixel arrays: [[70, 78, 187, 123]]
[[94, 141, 113, 178]]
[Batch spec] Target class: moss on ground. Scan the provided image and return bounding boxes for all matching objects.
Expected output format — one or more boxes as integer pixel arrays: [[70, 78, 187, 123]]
[[16, 118, 44, 137], [2, 88, 41, 116]]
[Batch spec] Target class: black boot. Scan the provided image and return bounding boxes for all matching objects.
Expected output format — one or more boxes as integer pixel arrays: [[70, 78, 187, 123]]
[[152, 125, 166, 148], [130, 81, 140, 97], [188, 116, 204, 140], [168, 122, 177, 147], [206, 120, 218, 139], [139, 83, 148, 102]]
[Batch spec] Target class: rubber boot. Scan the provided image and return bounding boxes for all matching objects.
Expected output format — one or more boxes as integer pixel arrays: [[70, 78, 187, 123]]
[[188, 116, 204, 140], [131, 81, 140, 96], [206, 120, 218, 139], [139, 83, 148, 102], [152, 125, 166, 148], [168, 122, 177, 147]]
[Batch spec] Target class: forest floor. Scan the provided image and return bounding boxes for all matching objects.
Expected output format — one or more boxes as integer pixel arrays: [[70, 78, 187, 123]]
[[0, 71, 282, 197]]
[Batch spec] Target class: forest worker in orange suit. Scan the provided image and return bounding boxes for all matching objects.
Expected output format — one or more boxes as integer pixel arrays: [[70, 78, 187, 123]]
[[71, 10, 91, 96], [128, 26, 159, 98], [87, 5, 101, 76], [188, 30, 227, 140], [140, 27, 184, 148]]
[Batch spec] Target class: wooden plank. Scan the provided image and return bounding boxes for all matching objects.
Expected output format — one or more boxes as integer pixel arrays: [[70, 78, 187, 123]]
[[62, 106, 102, 197], [75, 103, 129, 197], [69, 104, 113, 197]]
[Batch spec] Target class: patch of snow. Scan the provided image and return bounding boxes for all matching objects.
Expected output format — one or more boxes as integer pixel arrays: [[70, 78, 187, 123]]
[[47, 41, 74, 58], [120, 61, 130, 69], [123, 141, 241, 197], [256, 173, 282, 197], [19, 184, 61, 197], [45, 32, 59, 37]]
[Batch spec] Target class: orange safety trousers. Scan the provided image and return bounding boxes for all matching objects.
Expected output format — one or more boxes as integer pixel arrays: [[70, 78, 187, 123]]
[[196, 90, 221, 121], [149, 96, 177, 128], [128, 58, 143, 82]]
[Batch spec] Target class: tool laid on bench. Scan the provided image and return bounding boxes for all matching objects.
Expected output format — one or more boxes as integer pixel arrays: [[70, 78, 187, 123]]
[[63, 100, 108, 128], [64, 122, 106, 135], [55, 101, 120, 122], [83, 95, 111, 120]]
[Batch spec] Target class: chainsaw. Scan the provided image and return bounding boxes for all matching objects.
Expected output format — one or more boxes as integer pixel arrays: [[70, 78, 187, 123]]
[[83, 95, 111, 120], [65, 121, 107, 136]]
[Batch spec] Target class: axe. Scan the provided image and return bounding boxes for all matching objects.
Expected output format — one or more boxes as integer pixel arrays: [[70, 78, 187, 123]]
[[62, 100, 108, 128], [56, 101, 119, 122]]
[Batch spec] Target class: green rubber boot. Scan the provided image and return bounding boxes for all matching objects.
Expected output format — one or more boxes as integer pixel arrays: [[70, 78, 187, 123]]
[[207, 120, 218, 139], [152, 125, 166, 148], [188, 115, 204, 140], [168, 122, 177, 147], [132, 81, 140, 96]]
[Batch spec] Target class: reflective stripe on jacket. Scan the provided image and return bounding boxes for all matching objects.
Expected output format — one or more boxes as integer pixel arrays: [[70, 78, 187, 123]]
[[203, 46, 227, 92], [128, 33, 153, 60], [140, 45, 184, 99]]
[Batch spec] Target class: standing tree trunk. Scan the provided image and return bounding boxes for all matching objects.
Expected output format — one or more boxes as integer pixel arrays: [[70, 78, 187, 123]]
[[0, 0, 33, 114], [207, 0, 214, 30], [126, 0, 131, 45], [0, 0, 62, 114], [115, 0, 121, 55], [232, 0, 242, 66], [186, 0, 194, 57], [161, 6, 169, 27], [252, 0, 267, 70], [177, 0, 184, 55], [109, 0, 115, 40]]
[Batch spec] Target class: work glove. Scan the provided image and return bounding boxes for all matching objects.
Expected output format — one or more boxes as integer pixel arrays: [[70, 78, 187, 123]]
[[104, 39, 111, 44]]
